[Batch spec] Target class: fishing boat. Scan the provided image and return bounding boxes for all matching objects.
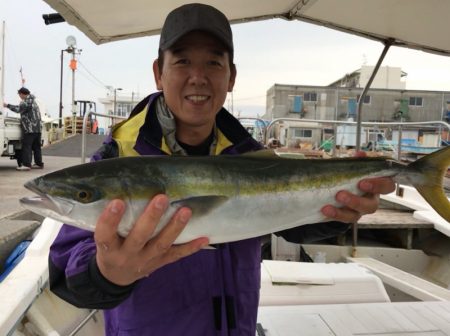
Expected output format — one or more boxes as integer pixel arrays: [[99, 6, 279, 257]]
[[1, 1, 450, 335]]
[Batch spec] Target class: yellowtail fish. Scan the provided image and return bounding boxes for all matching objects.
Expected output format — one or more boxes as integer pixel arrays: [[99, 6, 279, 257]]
[[20, 147, 450, 244]]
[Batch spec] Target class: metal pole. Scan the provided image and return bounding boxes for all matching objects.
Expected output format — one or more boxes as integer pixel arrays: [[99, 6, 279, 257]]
[[113, 88, 122, 123], [397, 118, 403, 160], [356, 39, 393, 152], [114, 89, 117, 115], [71, 49, 76, 135], [333, 88, 339, 157], [351, 222, 358, 258], [81, 108, 90, 163], [59, 49, 64, 128], [68, 310, 98, 336]]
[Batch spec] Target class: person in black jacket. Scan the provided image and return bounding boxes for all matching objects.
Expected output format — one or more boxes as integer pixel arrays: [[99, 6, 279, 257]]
[[3, 87, 44, 171]]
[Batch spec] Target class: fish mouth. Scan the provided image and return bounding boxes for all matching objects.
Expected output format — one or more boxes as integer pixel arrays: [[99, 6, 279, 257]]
[[20, 180, 75, 218]]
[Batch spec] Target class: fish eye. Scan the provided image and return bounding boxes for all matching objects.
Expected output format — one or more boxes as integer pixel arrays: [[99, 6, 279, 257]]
[[76, 190, 92, 203]]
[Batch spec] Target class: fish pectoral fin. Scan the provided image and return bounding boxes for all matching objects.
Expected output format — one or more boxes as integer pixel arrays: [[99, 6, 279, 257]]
[[171, 195, 228, 218]]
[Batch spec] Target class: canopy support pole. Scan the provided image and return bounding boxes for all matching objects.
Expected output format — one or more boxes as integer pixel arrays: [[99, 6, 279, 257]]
[[355, 39, 393, 152]]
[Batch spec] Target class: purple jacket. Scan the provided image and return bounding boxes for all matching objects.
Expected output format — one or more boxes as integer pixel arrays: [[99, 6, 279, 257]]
[[49, 93, 264, 335]]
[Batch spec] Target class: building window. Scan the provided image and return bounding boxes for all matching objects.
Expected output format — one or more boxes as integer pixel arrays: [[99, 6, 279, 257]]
[[117, 103, 133, 117], [356, 94, 371, 104], [409, 97, 423, 106], [304, 92, 317, 102], [293, 128, 313, 138]]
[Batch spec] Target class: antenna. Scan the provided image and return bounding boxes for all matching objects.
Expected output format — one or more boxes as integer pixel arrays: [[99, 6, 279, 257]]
[[19, 66, 25, 86]]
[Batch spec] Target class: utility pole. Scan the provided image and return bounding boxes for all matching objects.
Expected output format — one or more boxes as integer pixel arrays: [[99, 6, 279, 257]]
[[69, 48, 77, 135], [59, 47, 72, 128], [65, 36, 82, 135]]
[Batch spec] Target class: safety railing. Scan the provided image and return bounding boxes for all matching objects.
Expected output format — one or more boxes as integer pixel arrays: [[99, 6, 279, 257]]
[[81, 111, 126, 163], [264, 118, 450, 159]]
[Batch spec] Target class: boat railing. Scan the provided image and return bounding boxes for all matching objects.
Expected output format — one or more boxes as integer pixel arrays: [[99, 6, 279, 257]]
[[81, 111, 126, 163], [263, 118, 450, 159]]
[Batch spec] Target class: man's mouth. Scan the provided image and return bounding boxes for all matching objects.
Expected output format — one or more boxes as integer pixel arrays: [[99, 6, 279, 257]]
[[186, 95, 209, 103]]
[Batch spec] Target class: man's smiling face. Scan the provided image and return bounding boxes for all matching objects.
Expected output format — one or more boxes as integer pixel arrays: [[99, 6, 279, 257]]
[[154, 31, 236, 143]]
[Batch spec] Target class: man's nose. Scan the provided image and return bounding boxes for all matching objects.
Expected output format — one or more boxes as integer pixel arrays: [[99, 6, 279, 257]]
[[188, 64, 208, 86]]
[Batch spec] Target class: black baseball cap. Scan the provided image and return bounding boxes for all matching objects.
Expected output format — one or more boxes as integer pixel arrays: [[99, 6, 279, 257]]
[[18, 87, 30, 95], [159, 3, 233, 58]]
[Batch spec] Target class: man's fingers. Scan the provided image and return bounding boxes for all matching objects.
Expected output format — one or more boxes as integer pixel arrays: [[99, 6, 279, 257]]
[[336, 190, 379, 215], [161, 237, 210, 263], [94, 199, 125, 253], [144, 207, 192, 256], [122, 194, 169, 252], [359, 177, 396, 195], [321, 191, 379, 222], [321, 204, 362, 223], [143, 237, 209, 276]]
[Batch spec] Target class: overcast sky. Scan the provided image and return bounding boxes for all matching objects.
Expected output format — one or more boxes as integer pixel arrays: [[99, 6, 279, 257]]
[[2, 0, 450, 120]]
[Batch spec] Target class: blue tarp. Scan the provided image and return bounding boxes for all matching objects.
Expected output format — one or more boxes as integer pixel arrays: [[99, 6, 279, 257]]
[[0, 241, 31, 282]]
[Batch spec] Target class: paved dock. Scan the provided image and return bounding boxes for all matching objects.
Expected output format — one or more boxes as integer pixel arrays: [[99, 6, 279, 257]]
[[0, 155, 82, 219], [0, 134, 106, 219]]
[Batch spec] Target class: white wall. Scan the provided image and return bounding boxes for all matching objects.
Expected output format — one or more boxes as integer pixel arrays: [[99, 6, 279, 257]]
[[360, 66, 406, 90]]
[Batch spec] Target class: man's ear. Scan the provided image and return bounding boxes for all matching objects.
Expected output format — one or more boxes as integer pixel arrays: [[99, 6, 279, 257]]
[[228, 64, 237, 92], [153, 59, 163, 91]]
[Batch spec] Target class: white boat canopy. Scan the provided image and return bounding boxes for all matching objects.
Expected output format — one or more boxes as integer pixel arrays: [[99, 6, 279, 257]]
[[43, 0, 450, 56]]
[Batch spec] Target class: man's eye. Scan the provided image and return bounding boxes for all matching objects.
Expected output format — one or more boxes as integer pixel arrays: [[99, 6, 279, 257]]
[[175, 59, 189, 65], [208, 60, 222, 66]]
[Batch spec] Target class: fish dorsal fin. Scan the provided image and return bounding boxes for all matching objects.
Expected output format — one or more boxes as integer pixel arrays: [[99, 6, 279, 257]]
[[171, 195, 228, 219], [242, 149, 306, 159], [276, 152, 306, 159], [242, 149, 279, 158]]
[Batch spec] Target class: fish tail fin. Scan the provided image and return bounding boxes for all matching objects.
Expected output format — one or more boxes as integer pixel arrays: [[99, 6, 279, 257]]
[[407, 146, 450, 222]]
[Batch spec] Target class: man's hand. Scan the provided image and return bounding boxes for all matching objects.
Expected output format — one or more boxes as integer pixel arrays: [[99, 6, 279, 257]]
[[94, 195, 209, 286], [321, 177, 396, 223], [3, 103, 7, 107], [321, 151, 396, 223]]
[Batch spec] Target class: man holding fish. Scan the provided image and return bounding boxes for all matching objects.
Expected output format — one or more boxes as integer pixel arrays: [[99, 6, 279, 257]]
[[47, 3, 395, 335]]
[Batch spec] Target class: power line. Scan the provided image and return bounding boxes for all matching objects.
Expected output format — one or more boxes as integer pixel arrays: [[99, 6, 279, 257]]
[[77, 67, 108, 90], [77, 59, 108, 89]]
